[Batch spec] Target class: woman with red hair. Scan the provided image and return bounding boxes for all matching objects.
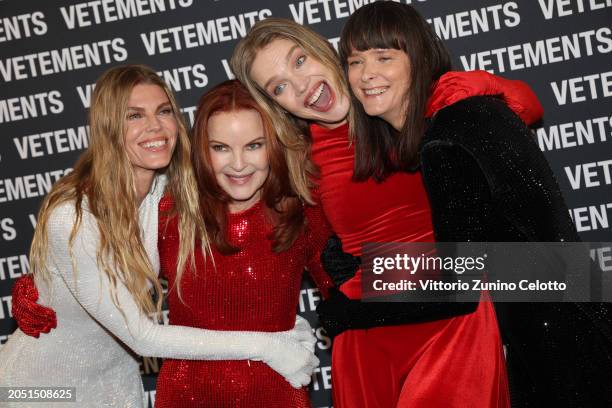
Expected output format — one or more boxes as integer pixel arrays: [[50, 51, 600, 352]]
[[9, 78, 332, 407], [154, 79, 334, 407]]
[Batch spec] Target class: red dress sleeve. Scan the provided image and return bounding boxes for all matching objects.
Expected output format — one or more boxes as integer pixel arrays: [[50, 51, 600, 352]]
[[426, 70, 544, 125], [11, 275, 57, 337], [303, 202, 335, 299], [157, 193, 177, 281]]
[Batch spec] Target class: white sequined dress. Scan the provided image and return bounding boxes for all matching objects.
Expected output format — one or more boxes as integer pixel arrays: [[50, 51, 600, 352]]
[[0, 176, 281, 407]]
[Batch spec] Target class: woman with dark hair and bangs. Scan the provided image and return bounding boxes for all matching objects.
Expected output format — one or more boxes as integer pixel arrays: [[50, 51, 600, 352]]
[[341, 2, 612, 407], [340, 1, 455, 179], [153, 79, 335, 407]]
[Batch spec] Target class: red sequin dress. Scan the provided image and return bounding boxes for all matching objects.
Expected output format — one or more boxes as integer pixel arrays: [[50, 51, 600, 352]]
[[310, 123, 509, 408], [154, 197, 333, 408]]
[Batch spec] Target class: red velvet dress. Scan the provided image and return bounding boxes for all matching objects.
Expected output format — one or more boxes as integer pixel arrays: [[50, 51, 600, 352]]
[[154, 197, 333, 408], [310, 123, 509, 408]]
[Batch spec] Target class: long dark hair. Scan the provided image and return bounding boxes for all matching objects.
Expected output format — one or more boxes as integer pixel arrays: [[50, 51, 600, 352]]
[[340, 2, 452, 181], [192, 80, 304, 255]]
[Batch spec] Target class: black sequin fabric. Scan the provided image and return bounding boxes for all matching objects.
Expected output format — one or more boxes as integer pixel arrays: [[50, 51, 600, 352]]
[[420, 96, 612, 407]]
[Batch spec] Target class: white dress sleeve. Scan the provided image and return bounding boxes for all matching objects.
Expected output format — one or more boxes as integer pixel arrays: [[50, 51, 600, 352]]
[[41, 174, 318, 389], [46, 202, 268, 360]]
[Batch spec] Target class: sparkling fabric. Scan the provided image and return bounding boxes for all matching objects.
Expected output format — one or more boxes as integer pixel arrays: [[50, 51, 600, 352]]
[[421, 96, 612, 407], [0, 176, 320, 407], [155, 197, 333, 408], [0, 176, 168, 407], [11, 274, 57, 338]]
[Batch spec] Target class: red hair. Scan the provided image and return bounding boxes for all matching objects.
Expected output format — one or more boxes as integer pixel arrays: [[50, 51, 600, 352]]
[[192, 80, 304, 254]]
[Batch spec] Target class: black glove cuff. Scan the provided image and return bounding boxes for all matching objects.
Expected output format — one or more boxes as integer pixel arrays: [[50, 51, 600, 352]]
[[317, 288, 479, 339], [321, 234, 361, 287]]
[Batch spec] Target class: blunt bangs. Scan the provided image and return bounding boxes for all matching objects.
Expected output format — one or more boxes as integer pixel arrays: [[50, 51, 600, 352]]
[[340, 5, 406, 61]]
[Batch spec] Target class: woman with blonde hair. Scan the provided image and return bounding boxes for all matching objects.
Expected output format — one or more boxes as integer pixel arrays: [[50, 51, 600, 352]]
[[231, 16, 545, 407], [230, 18, 542, 202], [0, 65, 317, 407]]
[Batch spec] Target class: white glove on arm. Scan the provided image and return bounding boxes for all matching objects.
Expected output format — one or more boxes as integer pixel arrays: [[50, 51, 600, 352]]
[[253, 315, 319, 388], [47, 205, 321, 390]]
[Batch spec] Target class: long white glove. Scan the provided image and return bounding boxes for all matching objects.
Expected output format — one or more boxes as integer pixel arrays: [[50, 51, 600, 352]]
[[254, 315, 319, 388], [47, 203, 319, 389]]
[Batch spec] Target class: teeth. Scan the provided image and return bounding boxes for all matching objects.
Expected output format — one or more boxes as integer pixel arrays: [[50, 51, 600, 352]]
[[141, 140, 167, 148], [364, 87, 387, 95], [308, 83, 325, 106]]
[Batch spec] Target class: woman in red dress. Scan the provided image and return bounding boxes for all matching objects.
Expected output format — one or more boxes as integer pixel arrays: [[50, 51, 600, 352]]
[[154, 80, 334, 407], [7, 71, 322, 407], [10, 79, 333, 407], [13, 22, 543, 408], [231, 17, 543, 408]]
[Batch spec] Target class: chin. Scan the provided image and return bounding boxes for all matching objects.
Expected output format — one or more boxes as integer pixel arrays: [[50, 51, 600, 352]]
[[230, 194, 255, 202], [360, 103, 388, 118], [226, 187, 258, 202], [144, 160, 172, 170], [314, 109, 347, 125], [362, 107, 382, 117]]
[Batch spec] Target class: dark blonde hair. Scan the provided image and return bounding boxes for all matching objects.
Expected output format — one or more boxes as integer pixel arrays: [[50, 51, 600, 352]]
[[30, 64, 208, 318], [231, 18, 350, 203]]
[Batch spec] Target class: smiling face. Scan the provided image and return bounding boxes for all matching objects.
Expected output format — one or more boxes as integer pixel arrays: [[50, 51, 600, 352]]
[[207, 109, 270, 213], [347, 48, 412, 130], [250, 38, 350, 128], [124, 83, 178, 184]]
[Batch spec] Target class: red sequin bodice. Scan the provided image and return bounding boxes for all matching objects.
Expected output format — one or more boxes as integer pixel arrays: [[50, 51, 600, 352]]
[[155, 198, 332, 408]]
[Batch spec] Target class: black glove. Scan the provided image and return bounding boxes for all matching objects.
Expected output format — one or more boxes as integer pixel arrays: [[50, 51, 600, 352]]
[[316, 288, 354, 339], [317, 288, 479, 339], [321, 234, 361, 287]]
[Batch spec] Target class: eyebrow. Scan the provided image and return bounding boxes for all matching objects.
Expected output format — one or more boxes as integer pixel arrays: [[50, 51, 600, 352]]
[[263, 44, 300, 91], [209, 136, 265, 145], [243, 136, 265, 145], [126, 102, 172, 111], [349, 49, 390, 57]]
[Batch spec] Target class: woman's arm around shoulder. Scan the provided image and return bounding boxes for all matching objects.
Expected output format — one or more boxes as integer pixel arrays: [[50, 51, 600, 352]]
[[45, 202, 317, 388]]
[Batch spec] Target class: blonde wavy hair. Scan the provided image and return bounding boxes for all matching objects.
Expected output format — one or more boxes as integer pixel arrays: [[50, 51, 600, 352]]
[[231, 18, 350, 204], [29, 65, 208, 318]]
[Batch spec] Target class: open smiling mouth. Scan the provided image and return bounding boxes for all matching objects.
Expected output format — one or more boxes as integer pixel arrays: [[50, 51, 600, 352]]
[[306, 81, 334, 111], [139, 138, 169, 151], [363, 87, 388, 96], [226, 174, 253, 185]]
